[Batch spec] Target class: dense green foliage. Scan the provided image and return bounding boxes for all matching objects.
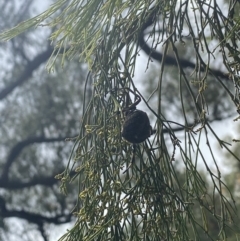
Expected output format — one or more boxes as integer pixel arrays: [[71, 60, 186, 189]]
[[1, 0, 240, 240]]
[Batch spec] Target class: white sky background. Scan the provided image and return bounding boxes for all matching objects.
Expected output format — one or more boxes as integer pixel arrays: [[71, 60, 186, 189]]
[[32, 0, 52, 13], [4, 0, 240, 240]]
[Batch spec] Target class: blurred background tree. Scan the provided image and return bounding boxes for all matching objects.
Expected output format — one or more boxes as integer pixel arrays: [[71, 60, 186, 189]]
[[0, 1, 91, 240], [1, 0, 240, 241]]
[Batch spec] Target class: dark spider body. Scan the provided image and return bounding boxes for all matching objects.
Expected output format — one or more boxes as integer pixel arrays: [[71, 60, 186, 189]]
[[122, 109, 153, 144], [111, 87, 155, 145], [111, 87, 155, 173]]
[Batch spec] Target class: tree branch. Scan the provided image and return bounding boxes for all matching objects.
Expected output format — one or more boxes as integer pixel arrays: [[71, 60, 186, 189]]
[[38, 223, 48, 241], [1, 135, 67, 181], [138, 9, 229, 80], [0, 170, 75, 190], [0, 174, 58, 189], [0, 196, 72, 225], [0, 46, 53, 100]]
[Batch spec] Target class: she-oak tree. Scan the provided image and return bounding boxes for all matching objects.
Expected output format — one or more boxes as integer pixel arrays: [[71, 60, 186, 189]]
[[1, 0, 240, 240]]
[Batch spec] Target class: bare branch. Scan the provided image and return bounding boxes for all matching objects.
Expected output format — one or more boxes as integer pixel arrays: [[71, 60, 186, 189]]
[[1, 135, 67, 181], [0, 46, 53, 100], [0, 174, 58, 189], [138, 9, 229, 80], [38, 223, 48, 241], [0, 170, 75, 190], [0, 196, 72, 225]]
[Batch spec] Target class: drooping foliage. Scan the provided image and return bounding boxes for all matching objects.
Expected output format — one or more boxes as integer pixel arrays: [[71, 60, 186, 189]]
[[1, 0, 240, 240]]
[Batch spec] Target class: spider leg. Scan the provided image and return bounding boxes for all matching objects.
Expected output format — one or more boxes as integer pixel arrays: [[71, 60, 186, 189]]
[[117, 87, 141, 111], [150, 126, 157, 136]]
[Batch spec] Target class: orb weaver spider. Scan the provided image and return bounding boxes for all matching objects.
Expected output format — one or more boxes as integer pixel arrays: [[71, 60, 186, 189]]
[[112, 88, 156, 172], [120, 88, 156, 144]]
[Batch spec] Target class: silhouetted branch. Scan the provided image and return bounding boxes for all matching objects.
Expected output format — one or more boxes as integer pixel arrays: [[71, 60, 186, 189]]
[[1, 135, 66, 181], [0, 46, 53, 100], [38, 223, 48, 241], [138, 9, 229, 80], [0, 170, 75, 190], [0, 196, 72, 225], [0, 174, 58, 189], [161, 113, 235, 135]]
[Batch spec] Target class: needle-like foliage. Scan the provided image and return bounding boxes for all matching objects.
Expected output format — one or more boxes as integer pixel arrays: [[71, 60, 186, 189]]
[[2, 0, 240, 240]]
